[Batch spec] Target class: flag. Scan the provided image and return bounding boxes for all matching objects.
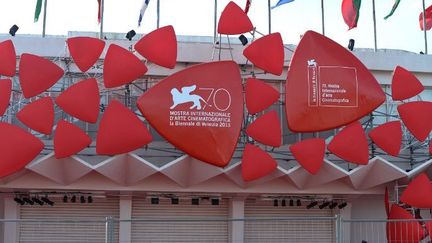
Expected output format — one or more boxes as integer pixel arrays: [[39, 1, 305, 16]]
[[97, 0, 101, 24], [34, 0, 43, 22], [245, 0, 252, 14], [384, 0, 400, 20], [138, 0, 150, 27], [341, 0, 362, 30], [420, 4, 432, 31], [271, 0, 294, 10]]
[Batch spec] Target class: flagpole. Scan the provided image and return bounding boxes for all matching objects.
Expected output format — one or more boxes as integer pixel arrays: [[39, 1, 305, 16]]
[[42, 0, 48, 37], [157, 0, 160, 28], [214, 0, 217, 43], [423, 0, 428, 54], [372, 0, 377, 52], [268, 0, 272, 34], [321, 0, 325, 35], [99, 0, 104, 39]]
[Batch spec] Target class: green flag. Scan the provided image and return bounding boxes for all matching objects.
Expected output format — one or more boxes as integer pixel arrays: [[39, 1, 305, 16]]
[[34, 0, 43, 22], [384, 0, 401, 20]]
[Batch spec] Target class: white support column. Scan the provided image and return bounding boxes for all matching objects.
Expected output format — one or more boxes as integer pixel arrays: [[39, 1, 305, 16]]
[[119, 196, 132, 243], [4, 196, 19, 243], [229, 197, 245, 243], [339, 202, 352, 243]]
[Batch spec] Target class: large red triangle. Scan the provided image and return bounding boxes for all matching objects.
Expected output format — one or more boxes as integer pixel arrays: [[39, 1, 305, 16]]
[[19, 53, 64, 98], [0, 40, 16, 77], [285, 31, 385, 132], [67, 37, 105, 72], [0, 122, 44, 178], [137, 61, 243, 167], [135, 26, 177, 69], [96, 100, 152, 155], [103, 44, 148, 88], [243, 33, 284, 76], [217, 1, 253, 35], [0, 79, 12, 116], [246, 111, 281, 147], [55, 78, 100, 123], [54, 120, 92, 159], [387, 204, 426, 243], [391, 66, 424, 101], [241, 144, 277, 182], [289, 138, 325, 175], [16, 97, 54, 135], [245, 78, 279, 115], [400, 173, 432, 208], [328, 121, 369, 165], [398, 101, 432, 142], [368, 121, 402, 157]]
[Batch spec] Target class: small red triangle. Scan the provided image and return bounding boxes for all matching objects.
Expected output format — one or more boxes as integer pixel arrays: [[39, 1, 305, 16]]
[[135, 26, 177, 69], [55, 78, 100, 123], [19, 53, 64, 98], [0, 40, 16, 77], [398, 101, 432, 142], [0, 122, 44, 178], [285, 31, 385, 132], [387, 204, 426, 242], [246, 111, 281, 147], [243, 33, 284, 76], [96, 100, 152, 155], [54, 120, 92, 159], [328, 121, 369, 165], [218, 1, 253, 35], [16, 97, 54, 135], [0, 79, 12, 116], [400, 173, 432, 208], [391, 66, 424, 101], [289, 138, 325, 175], [245, 78, 279, 114], [103, 44, 148, 88], [242, 144, 277, 182], [368, 121, 402, 156], [67, 37, 105, 72]]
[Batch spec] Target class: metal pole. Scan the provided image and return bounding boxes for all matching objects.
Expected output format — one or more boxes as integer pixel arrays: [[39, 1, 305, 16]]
[[42, 0, 48, 37], [423, 0, 428, 54], [268, 0, 272, 34], [157, 0, 160, 28], [321, 0, 325, 35], [372, 0, 377, 52], [99, 0, 104, 39], [214, 0, 217, 43]]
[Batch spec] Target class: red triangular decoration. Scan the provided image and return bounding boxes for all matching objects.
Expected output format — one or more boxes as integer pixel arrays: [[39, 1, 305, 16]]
[[289, 138, 325, 175], [103, 44, 148, 88], [55, 78, 100, 123], [245, 78, 279, 115], [387, 204, 426, 242], [384, 187, 390, 217], [19, 53, 64, 98], [391, 66, 424, 101], [243, 33, 284, 76], [67, 37, 105, 72], [328, 121, 369, 165], [16, 97, 54, 135], [368, 121, 402, 156], [400, 173, 432, 208], [241, 143, 277, 182], [0, 122, 44, 178], [246, 111, 281, 147], [135, 26, 177, 69], [218, 1, 253, 35], [96, 100, 152, 155], [54, 120, 92, 159], [398, 101, 432, 142], [0, 40, 16, 77], [0, 79, 12, 116]]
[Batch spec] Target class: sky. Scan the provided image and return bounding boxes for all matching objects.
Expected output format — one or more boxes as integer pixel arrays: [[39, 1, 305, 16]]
[[0, 0, 431, 53]]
